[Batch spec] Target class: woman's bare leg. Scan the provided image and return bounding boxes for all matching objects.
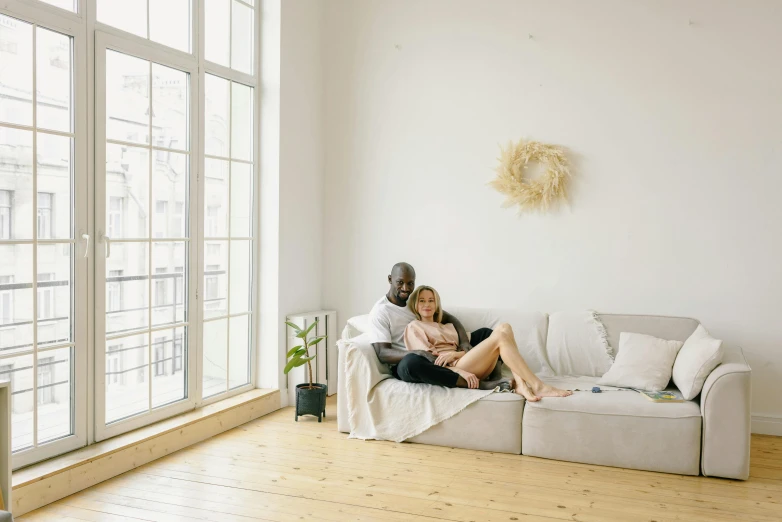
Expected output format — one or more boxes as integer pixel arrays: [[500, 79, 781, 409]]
[[456, 323, 571, 398], [514, 374, 539, 402]]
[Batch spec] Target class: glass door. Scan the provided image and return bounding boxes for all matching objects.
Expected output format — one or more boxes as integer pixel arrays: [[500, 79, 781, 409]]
[[94, 32, 198, 440], [0, 10, 87, 467]]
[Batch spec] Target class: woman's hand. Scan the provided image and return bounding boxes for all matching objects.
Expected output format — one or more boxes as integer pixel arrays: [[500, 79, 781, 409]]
[[434, 351, 463, 367], [451, 368, 479, 389]]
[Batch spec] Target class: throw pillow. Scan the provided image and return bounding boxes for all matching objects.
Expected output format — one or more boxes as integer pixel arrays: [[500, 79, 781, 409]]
[[545, 311, 613, 377], [672, 324, 723, 400], [598, 332, 683, 391]]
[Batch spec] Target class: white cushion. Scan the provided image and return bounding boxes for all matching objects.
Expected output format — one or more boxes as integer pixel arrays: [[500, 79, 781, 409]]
[[672, 324, 724, 400], [598, 332, 683, 391], [344, 314, 372, 339], [546, 311, 613, 377]]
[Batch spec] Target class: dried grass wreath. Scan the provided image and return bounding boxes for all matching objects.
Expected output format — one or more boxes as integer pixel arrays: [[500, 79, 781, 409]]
[[490, 139, 571, 213]]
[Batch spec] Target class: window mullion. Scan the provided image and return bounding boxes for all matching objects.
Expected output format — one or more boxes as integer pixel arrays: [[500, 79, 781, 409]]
[[31, 21, 39, 451]]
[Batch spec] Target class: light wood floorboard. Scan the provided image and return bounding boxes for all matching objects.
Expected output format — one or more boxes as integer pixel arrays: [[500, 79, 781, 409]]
[[17, 396, 782, 522]]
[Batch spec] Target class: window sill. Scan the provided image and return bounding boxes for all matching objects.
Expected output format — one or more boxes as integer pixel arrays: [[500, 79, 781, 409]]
[[11, 388, 280, 516]]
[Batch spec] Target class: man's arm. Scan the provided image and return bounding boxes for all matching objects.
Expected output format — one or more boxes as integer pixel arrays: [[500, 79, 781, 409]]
[[442, 310, 472, 351], [372, 343, 436, 365]]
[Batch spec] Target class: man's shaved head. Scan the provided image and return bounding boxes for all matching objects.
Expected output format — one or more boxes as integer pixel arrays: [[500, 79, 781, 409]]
[[387, 262, 416, 306], [391, 262, 415, 278]]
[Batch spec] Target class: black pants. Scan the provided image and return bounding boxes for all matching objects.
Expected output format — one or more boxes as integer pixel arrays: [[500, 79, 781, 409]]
[[393, 327, 495, 388]]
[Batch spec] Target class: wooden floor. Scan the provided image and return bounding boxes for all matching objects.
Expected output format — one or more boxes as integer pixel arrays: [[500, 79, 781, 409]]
[[17, 396, 782, 522]]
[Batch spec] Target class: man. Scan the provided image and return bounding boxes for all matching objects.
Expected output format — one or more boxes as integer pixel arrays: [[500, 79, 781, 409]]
[[369, 262, 506, 389]]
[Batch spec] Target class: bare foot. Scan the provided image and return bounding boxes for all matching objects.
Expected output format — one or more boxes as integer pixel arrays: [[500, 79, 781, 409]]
[[530, 381, 573, 398], [512, 374, 540, 402]]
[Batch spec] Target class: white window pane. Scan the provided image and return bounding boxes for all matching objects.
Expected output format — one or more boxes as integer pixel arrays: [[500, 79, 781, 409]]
[[230, 83, 253, 161], [37, 244, 72, 347], [152, 150, 188, 238], [105, 242, 149, 335], [39, 0, 76, 12], [152, 64, 189, 152], [229, 240, 250, 315], [0, 245, 33, 355], [152, 242, 186, 327], [37, 347, 72, 444], [230, 162, 252, 237], [0, 15, 33, 126], [0, 354, 34, 451], [203, 319, 227, 397], [231, 0, 254, 74], [150, 0, 190, 53], [106, 144, 149, 239], [204, 158, 228, 238], [105, 332, 149, 423], [205, 0, 230, 67], [37, 133, 73, 239], [203, 241, 227, 319], [36, 28, 72, 133], [98, 0, 148, 39], [106, 51, 150, 145], [152, 326, 186, 408], [0, 127, 34, 239], [204, 75, 230, 157], [228, 314, 249, 389]]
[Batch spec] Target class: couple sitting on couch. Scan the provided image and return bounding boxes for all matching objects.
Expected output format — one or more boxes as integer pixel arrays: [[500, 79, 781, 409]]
[[369, 262, 571, 401]]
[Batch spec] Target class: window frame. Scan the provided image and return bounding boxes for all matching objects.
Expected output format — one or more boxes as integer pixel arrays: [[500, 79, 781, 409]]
[[0, 0, 89, 469], [94, 30, 201, 441], [1, 0, 260, 464]]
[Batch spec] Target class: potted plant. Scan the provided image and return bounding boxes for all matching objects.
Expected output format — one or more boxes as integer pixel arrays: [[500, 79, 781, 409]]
[[284, 319, 327, 422]]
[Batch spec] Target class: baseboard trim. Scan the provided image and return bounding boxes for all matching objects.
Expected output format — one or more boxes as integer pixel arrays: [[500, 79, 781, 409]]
[[11, 388, 280, 517], [752, 415, 782, 436]]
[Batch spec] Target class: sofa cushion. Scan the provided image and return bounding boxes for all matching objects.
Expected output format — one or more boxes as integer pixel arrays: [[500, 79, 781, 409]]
[[345, 314, 372, 339], [546, 311, 613, 377], [409, 393, 524, 454], [672, 324, 724, 400], [522, 376, 702, 475], [598, 332, 683, 391], [598, 314, 699, 356], [447, 307, 550, 374]]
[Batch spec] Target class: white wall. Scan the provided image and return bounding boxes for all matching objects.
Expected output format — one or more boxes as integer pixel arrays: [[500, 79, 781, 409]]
[[321, 0, 782, 431], [258, 0, 324, 402]]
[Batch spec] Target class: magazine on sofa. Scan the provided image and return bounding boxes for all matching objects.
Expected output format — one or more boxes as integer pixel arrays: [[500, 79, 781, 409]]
[[635, 389, 686, 403]]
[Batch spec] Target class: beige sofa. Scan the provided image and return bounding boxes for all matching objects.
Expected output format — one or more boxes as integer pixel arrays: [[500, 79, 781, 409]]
[[336, 309, 752, 480]]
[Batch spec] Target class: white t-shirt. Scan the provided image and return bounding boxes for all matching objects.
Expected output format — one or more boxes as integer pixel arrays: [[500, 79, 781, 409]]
[[368, 295, 416, 350]]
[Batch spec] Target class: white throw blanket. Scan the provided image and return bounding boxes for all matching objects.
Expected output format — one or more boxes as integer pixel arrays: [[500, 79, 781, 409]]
[[342, 337, 495, 442]]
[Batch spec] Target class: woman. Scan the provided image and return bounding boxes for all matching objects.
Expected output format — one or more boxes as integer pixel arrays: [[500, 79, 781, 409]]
[[403, 285, 572, 401]]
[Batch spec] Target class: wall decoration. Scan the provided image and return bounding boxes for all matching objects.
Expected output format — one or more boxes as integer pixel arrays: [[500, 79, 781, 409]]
[[490, 139, 571, 213]]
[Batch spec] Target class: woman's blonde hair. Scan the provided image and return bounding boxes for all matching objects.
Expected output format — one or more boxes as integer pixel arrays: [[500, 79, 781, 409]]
[[408, 285, 443, 323]]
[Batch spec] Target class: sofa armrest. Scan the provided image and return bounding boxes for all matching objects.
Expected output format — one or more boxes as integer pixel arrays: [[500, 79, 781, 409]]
[[700, 348, 752, 479], [337, 332, 385, 433]]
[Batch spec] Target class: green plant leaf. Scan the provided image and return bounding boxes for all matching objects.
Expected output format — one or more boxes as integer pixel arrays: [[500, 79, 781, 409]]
[[286, 345, 303, 358], [302, 321, 318, 337], [283, 355, 314, 374], [287, 348, 307, 360], [307, 336, 326, 347], [283, 355, 302, 374], [285, 321, 303, 333]]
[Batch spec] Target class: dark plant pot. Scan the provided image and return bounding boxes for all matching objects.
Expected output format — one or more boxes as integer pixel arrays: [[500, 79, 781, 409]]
[[295, 382, 327, 422]]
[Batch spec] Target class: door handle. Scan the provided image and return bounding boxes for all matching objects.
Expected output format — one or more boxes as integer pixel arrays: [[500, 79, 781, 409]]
[[81, 233, 90, 258], [101, 233, 111, 259]]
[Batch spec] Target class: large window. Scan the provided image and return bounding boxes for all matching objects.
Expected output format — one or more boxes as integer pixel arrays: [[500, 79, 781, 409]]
[[1, 0, 258, 466], [202, 75, 253, 397], [0, 6, 85, 467]]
